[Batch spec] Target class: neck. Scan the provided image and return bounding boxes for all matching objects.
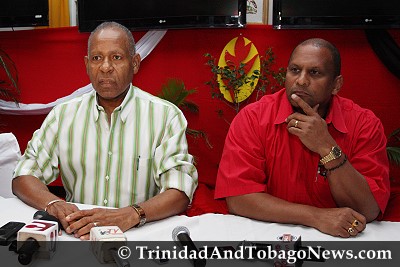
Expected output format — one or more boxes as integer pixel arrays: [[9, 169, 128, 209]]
[[97, 87, 130, 118]]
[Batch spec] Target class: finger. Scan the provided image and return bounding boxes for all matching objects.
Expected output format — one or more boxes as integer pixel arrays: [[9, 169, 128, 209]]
[[338, 228, 351, 238], [350, 211, 367, 232], [66, 209, 93, 222], [58, 217, 71, 233], [347, 226, 358, 237], [291, 94, 317, 116], [75, 222, 97, 239], [80, 233, 90, 241], [66, 215, 93, 234], [351, 218, 365, 233], [291, 119, 300, 129]]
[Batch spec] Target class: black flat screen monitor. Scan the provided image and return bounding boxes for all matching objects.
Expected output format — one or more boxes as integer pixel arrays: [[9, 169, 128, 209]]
[[273, 0, 400, 29], [0, 0, 49, 28], [78, 0, 247, 32]]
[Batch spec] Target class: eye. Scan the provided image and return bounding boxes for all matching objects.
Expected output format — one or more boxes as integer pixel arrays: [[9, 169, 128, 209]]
[[92, 55, 102, 61], [289, 66, 300, 74], [113, 55, 122, 60], [309, 69, 321, 76]]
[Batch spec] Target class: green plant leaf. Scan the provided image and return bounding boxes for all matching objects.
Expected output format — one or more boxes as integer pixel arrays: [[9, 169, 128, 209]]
[[204, 47, 286, 112], [157, 78, 211, 149], [387, 146, 400, 165], [0, 48, 20, 103], [158, 78, 197, 109]]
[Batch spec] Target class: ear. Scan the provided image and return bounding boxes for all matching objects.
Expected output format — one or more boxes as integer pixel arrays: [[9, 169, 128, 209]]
[[331, 75, 343, 95], [84, 56, 89, 75], [132, 53, 141, 74]]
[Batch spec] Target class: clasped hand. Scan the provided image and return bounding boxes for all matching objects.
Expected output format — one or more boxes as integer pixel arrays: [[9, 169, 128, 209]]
[[47, 201, 134, 240], [316, 207, 366, 238], [286, 94, 335, 155]]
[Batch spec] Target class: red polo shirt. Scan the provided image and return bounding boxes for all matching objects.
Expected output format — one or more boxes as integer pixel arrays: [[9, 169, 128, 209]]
[[215, 89, 390, 214]]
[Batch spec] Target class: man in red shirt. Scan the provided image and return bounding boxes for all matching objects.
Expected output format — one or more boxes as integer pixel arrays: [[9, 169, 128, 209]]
[[215, 38, 390, 238]]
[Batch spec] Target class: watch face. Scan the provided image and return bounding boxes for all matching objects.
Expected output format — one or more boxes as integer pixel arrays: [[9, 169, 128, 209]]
[[332, 146, 342, 158]]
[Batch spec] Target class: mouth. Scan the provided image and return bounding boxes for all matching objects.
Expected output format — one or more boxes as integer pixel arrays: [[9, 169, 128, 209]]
[[290, 89, 310, 98], [99, 78, 115, 85]]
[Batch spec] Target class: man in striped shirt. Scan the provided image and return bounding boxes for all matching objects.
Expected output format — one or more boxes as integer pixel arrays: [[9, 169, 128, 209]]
[[12, 22, 198, 239]]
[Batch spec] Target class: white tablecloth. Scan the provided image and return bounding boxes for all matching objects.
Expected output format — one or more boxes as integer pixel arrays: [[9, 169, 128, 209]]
[[1, 197, 399, 242], [1, 197, 400, 267]]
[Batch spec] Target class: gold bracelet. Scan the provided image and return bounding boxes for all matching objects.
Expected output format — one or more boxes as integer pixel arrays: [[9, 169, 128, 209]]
[[44, 199, 65, 212], [131, 204, 146, 228]]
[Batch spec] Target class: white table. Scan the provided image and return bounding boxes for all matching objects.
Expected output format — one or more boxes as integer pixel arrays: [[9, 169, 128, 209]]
[[1, 197, 399, 241], [1, 197, 400, 267]]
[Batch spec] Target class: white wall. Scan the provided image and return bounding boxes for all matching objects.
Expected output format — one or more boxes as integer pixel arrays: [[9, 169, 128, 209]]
[[268, 0, 273, 24], [69, 0, 77, 26]]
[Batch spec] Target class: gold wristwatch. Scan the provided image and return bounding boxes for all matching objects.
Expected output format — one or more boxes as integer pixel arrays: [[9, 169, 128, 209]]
[[131, 204, 146, 227], [320, 146, 342, 165]]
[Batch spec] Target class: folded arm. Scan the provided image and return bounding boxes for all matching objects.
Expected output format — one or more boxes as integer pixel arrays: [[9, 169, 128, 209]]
[[227, 192, 366, 238], [286, 94, 387, 221], [12, 175, 80, 231], [65, 188, 189, 239]]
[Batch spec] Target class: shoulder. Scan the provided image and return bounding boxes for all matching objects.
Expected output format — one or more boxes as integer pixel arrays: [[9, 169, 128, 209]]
[[336, 96, 381, 124], [51, 86, 95, 114], [334, 96, 384, 139], [237, 89, 284, 122], [133, 86, 183, 115]]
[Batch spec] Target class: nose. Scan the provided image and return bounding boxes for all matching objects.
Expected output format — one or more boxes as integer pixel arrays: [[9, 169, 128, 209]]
[[296, 71, 309, 87], [100, 58, 113, 72]]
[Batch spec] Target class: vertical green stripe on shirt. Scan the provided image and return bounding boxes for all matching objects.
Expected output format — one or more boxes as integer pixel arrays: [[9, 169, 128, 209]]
[[59, 106, 73, 196], [115, 114, 125, 207], [131, 97, 141, 204], [93, 116, 102, 205], [158, 106, 169, 174], [36, 114, 57, 182], [79, 103, 91, 203], [40, 116, 59, 182], [144, 102, 155, 200], [67, 104, 79, 201], [103, 113, 117, 207]]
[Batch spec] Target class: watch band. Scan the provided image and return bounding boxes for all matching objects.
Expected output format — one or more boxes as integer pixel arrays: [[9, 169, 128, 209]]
[[320, 153, 335, 165], [320, 146, 342, 165], [131, 204, 146, 228]]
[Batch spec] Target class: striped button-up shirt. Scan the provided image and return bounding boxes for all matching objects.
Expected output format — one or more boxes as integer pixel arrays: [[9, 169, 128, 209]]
[[14, 84, 198, 208]]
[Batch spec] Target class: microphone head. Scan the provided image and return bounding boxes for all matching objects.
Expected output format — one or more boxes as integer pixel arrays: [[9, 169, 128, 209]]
[[172, 226, 190, 242], [90, 226, 127, 264], [33, 210, 48, 220], [16, 220, 58, 261], [33, 210, 63, 230]]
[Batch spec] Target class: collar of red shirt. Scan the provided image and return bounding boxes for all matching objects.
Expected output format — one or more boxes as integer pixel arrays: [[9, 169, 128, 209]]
[[274, 91, 348, 134]]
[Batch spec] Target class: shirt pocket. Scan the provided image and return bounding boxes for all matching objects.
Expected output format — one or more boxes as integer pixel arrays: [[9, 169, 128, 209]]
[[136, 156, 154, 177]]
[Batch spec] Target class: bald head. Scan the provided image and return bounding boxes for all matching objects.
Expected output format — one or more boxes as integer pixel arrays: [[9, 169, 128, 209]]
[[88, 21, 136, 57], [289, 38, 341, 77]]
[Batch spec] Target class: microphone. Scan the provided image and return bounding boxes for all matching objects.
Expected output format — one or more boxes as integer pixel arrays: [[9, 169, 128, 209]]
[[90, 226, 130, 267], [0, 221, 25, 246], [238, 235, 325, 267], [172, 226, 206, 267], [33, 210, 64, 231], [16, 218, 59, 265], [237, 240, 272, 259]]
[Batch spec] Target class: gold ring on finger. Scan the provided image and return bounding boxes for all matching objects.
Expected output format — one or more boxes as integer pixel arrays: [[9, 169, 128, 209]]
[[352, 219, 359, 228], [294, 120, 299, 128], [347, 227, 354, 234]]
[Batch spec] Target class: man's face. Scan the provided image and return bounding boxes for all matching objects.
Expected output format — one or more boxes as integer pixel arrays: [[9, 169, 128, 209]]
[[285, 44, 341, 112], [84, 28, 139, 101]]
